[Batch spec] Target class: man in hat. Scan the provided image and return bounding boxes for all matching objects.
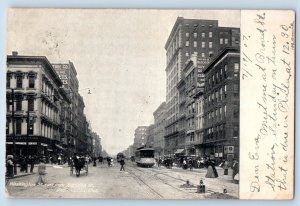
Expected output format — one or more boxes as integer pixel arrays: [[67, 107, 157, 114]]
[[6, 155, 14, 178]]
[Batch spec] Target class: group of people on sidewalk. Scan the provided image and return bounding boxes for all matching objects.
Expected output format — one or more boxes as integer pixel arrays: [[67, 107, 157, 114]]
[[6, 155, 47, 185]]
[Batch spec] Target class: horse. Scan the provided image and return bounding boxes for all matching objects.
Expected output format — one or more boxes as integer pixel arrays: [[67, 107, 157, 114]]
[[73, 156, 85, 177]]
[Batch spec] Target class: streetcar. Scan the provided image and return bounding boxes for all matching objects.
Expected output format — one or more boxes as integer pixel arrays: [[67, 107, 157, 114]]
[[135, 147, 155, 167]]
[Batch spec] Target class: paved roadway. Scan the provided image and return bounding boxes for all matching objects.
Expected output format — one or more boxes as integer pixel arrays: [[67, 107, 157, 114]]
[[6, 161, 238, 199]]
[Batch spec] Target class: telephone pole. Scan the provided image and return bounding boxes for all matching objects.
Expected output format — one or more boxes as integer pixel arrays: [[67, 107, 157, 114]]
[[11, 89, 17, 175]]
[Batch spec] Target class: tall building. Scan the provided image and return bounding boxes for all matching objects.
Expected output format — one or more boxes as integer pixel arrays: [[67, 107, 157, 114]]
[[145, 124, 155, 148], [133, 126, 148, 150], [164, 17, 240, 156], [53, 62, 79, 154], [6, 52, 70, 160], [203, 47, 240, 161], [152, 102, 167, 158]]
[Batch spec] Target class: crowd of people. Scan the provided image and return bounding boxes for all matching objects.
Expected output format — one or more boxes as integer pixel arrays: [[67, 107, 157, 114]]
[[156, 155, 239, 183]]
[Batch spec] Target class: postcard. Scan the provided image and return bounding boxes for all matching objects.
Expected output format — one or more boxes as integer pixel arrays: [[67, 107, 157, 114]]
[[4, 9, 295, 199]]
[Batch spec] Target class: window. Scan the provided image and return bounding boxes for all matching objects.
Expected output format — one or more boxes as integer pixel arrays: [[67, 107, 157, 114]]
[[28, 119, 34, 135], [16, 119, 22, 135], [16, 95, 22, 111], [29, 75, 35, 88], [185, 52, 189, 57], [201, 42, 205, 48], [186, 32, 190, 37], [193, 32, 197, 38], [233, 108, 239, 118], [185, 41, 190, 46], [224, 105, 227, 116], [6, 74, 10, 88], [28, 97, 34, 111], [201, 53, 205, 57], [16, 75, 23, 88], [201, 32, 205, 38], [209, 32, 212, 38], [224, 38, 228, 44], [209, 42, 212, 48], [234, 63, 240, 77], [6, 121, 9, 135], [233, 126, 239, 137], [193, 41, 197, 47], [224, 64, 228, 73], [209, 51, 214, 57], [193, 51, 198, 56], [220, 38, 223, 44], [233, 84, 239, 91]]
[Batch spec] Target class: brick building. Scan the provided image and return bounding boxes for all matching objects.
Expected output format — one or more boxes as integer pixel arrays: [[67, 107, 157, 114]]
[[133, 126, 149, 150], [164, 17, 240, 156], [202, 47, 240, 161], [152, 102, 167, 158]]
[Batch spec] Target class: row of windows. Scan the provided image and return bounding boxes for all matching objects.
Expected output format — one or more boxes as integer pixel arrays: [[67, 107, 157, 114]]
[[185, 51, 214, 58], [6, 95, 35, 112], [205, 85, 227, 107], [6, 119, 34, 135], [7, 74, 36, 89], [185, 41, 213, 48], [185, 31, 213, 39]]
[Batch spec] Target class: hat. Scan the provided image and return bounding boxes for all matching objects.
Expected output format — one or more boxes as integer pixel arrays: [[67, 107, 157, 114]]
[[7, 155, 13, 159]]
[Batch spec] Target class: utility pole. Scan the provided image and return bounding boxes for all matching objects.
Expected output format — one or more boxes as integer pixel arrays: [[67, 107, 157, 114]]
[[11, 89, 17, 175]]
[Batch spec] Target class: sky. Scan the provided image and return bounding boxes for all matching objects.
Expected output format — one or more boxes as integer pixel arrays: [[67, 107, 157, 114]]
[[6, 9, 240, 155]]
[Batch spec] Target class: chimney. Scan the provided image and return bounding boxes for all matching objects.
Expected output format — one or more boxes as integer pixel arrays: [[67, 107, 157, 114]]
[[12, 51, 18, 56]]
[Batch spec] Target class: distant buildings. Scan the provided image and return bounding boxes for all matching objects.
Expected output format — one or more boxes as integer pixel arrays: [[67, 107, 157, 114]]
[[152, 102, 167, 158], [133, 126, 148, 150], [6, 52, 102, 160]]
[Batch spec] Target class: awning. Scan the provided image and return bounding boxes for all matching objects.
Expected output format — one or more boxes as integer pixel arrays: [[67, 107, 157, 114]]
[[55, 144, 65, 151], [175, 149, 185, 154]]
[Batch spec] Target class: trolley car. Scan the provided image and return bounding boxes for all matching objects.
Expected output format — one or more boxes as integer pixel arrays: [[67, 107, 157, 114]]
[[135, 147, 155, 167]]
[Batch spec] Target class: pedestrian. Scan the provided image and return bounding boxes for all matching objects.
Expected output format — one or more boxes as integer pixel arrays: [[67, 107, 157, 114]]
[[188, 158, 193, 171], [28, 155, 35, 173], [58, 155, 62, 165], [205, 158, 218, 178], [223, 159, 229, 175], [120, 158, 125, 171], [93, 157, 97, 167], [6, 155, 14, 178], [35, 159, 46, 185], [158, 158, 162, 167], [107, 157, 111, 167], [182, 159, 187, 170], [197, 159, 201, 168], [232, 159, 239, 183]]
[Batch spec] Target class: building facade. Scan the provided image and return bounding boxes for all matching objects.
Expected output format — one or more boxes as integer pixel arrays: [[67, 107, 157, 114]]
[[202, 47, 240, 161], [164, 17, 240, 156], [152, 102, 167, 158], [133, 126, 148, 150], [53, 62, 79, 155], [6, 52, 70, 160], [145, 124, 155, 148]]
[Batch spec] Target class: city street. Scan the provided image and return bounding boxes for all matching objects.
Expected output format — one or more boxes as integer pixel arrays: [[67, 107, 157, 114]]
[[6, 161, 238, 199]]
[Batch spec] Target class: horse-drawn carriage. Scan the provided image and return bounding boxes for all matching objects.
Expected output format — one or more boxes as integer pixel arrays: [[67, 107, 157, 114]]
[[70, 156, 88, 177]]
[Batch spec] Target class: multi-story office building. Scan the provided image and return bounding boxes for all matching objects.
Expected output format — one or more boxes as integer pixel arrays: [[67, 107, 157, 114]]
[[145, 124, 155, 148], [133, 126, 148, 150], [152, 102, 167, 158], [53, 62, 79, 154], [6, 52, 70, 160], [203, 47, 240, 161], [164, 17, 240, 156]]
